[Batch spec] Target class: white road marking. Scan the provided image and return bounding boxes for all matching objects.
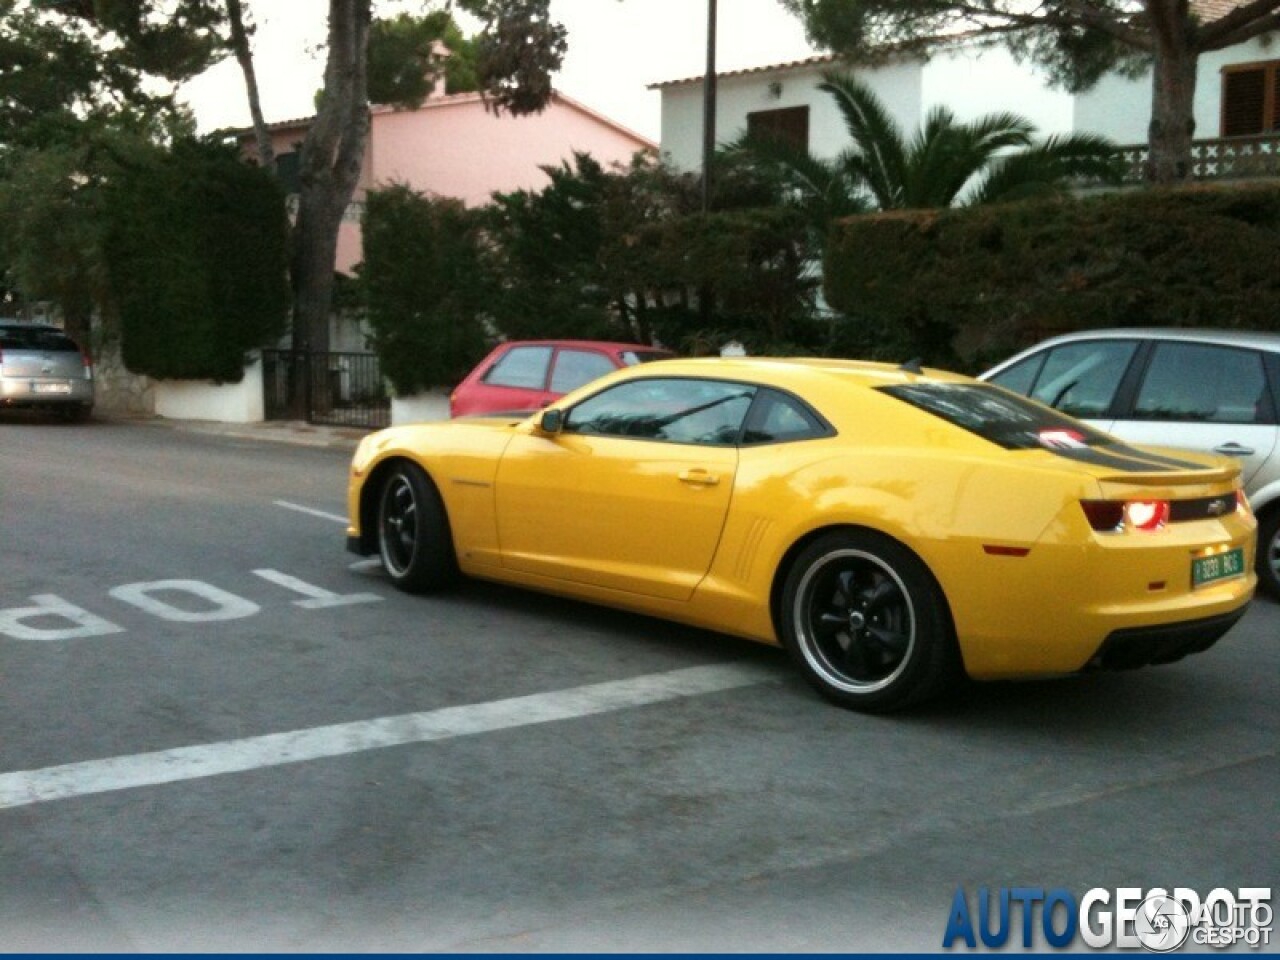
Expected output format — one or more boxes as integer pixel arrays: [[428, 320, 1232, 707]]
[[252, 569, 380, 608], [348, 558, 383, 573], [0, 662, 777, 810], [108, 580, 261, 623], [0, 594, 125, 642], [274, 500, 348, 525]]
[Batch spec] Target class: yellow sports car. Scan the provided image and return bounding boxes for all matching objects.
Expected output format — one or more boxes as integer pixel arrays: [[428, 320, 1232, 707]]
[[346, 357, 1257, 712]]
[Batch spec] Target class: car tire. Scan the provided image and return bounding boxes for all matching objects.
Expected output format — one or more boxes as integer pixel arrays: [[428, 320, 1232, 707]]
[[377, 463, 457, 593], [1257, 507, 1280, 602], [779, 529, 958, 712]]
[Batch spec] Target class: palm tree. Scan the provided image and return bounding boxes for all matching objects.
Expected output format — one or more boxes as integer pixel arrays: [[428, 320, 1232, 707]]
[[734, 71, 1122, 218]]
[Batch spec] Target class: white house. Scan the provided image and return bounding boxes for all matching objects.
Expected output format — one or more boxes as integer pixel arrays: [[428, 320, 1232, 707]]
[[650, 28, 1280, 176], [1072, 34, 1280, 145], [650, 45, 1076, 172]]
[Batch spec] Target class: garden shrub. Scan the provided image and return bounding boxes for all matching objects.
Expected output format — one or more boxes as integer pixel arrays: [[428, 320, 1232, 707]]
[[824, 183, 1280, 371], [105, 138, 290, 382]]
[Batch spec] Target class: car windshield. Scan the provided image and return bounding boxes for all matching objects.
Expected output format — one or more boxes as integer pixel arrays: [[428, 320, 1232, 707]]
[[879, 382, 1116, 451]]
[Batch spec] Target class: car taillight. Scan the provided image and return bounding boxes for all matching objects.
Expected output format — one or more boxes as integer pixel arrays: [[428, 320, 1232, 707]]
[[82, 349, 93, 379], [1125, 499, 1169, 531], [1080, 499, 1169, 532]]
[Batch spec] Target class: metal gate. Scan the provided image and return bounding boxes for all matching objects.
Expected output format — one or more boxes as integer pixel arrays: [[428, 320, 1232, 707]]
[[261, 349, 390, 429]]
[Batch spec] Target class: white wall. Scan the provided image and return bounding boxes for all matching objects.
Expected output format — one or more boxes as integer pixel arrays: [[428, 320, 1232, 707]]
[[658, 46, 1072, 171], [659, 59, 924, 170], [921, 45, 1074, 134], [1073, 36, 1279, 143], [154, 353, 265, 423], [390, 389, 450, 425]]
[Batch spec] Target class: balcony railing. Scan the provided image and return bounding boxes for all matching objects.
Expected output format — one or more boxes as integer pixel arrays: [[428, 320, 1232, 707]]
[[1113, 133, 1280, 185]]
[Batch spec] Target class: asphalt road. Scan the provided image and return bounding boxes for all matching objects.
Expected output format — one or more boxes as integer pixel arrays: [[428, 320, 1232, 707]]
[[1, 416, 1276, 952]]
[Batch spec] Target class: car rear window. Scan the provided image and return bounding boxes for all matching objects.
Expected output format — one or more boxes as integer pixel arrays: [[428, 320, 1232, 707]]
[[879, 382, 1116, 451], [0, 326, 81, 352]]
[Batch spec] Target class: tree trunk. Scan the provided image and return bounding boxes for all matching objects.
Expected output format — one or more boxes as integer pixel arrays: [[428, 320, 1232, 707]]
[[225, 0, 273, 168], [291, 0, 371, 362], [1145, 1, 1199, 184]]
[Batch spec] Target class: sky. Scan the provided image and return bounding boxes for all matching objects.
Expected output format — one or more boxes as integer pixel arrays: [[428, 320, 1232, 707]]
[[178, 0, 820, 141]]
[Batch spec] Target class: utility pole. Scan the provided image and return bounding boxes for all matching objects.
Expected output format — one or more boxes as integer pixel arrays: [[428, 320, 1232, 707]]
[[700, 0, 717, 213]]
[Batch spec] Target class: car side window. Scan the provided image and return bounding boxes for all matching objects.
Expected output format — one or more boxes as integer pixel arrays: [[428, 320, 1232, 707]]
[[549, 349, 615, 394], [742, 389, 830, 444], [1027, 340, 1138, 418], [564, 378, 756, 445], [1133, 343, 1272, 424], [483, 346, 552, 390], [986, 355, 1044, 397]]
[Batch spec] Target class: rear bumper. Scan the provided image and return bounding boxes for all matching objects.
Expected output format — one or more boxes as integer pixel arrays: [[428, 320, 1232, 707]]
[[1, 378, 94, 407], [1088, 606, 1249, 670]]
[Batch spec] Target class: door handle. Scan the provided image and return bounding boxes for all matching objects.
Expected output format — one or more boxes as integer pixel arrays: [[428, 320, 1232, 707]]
[[1214, 443, 1255, 457], [678, 469, 720, 487]]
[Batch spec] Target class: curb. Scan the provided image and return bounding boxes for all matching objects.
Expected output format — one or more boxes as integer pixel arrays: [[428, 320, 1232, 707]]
[[107, 414, 371, 451]]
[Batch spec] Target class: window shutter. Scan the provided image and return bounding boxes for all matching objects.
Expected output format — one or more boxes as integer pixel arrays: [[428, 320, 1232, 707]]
[[1222, 68, 1266, 136], [746, 107, 810, 151], [1273, 67, 1280, 131]]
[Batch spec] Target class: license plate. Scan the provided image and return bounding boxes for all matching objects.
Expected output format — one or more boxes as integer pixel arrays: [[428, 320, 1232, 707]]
[[1192, 547, 1245, 588], [33, 382, 71, 395]]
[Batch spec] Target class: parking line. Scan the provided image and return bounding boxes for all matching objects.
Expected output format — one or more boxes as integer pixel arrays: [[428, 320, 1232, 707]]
[[0, 663, 776, 811], [274, 500, 348, 525]]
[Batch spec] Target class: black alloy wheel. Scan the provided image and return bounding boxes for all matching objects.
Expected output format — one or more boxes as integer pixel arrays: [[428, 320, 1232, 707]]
[[780, 530, 957, 711], [377, 463, 456, 593]]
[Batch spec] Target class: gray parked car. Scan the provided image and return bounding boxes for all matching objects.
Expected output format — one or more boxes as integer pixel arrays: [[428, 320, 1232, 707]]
[[982, 328, 1280, 600], [0, 320, 94, 421]]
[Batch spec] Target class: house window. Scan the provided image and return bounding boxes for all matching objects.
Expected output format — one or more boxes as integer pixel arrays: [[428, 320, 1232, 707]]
[[746, 106, 809, 151], [1221, 60, 1280, 137], [275, 151, 301, 195]]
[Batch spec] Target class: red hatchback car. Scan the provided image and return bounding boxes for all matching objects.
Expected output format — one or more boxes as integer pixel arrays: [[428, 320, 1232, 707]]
[[449, 339, 674, 417]]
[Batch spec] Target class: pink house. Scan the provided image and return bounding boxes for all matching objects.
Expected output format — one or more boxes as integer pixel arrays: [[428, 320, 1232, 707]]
[[255, 90, 656, 274]]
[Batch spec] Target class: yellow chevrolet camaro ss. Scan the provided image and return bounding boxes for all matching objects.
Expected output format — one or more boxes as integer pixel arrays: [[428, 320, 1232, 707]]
[[346, 357, 1257, 711]]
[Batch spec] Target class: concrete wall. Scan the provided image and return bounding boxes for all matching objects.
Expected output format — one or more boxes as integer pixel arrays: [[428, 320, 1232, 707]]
[[657, 45, 1074, 171], [390, 389, 450, 425], [658, 36, 1275, 166], [1072, 36, 1278, 143], [921, 46, 1074, 134], [153, 353, 265, 423]]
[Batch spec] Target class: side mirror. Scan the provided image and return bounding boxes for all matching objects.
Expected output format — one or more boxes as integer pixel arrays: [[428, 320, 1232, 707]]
[[538, 409, 564, 434]]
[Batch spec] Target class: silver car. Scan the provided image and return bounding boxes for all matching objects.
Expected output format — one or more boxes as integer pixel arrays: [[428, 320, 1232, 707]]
[[0, 320, 95, 421], [982, 328, 1280, 600]]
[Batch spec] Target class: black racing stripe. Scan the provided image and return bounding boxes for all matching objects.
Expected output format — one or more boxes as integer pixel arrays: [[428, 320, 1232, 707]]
[[1103, 442, 1212, 471], [1048, 445, 1178, 473]]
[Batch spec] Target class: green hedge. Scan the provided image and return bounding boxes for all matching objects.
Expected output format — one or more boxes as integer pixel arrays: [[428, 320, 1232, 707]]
[[105, 139, 290, 382], [824, 184, 1280, 371], [623, 207, 823, 354], [362, 185, 489, 395]]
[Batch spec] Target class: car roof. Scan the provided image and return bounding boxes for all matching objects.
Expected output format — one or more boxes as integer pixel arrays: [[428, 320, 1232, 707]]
[[497, 339, 673, 352], [623, 355, 969, 390], [1007, 327, 1280, 353]]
